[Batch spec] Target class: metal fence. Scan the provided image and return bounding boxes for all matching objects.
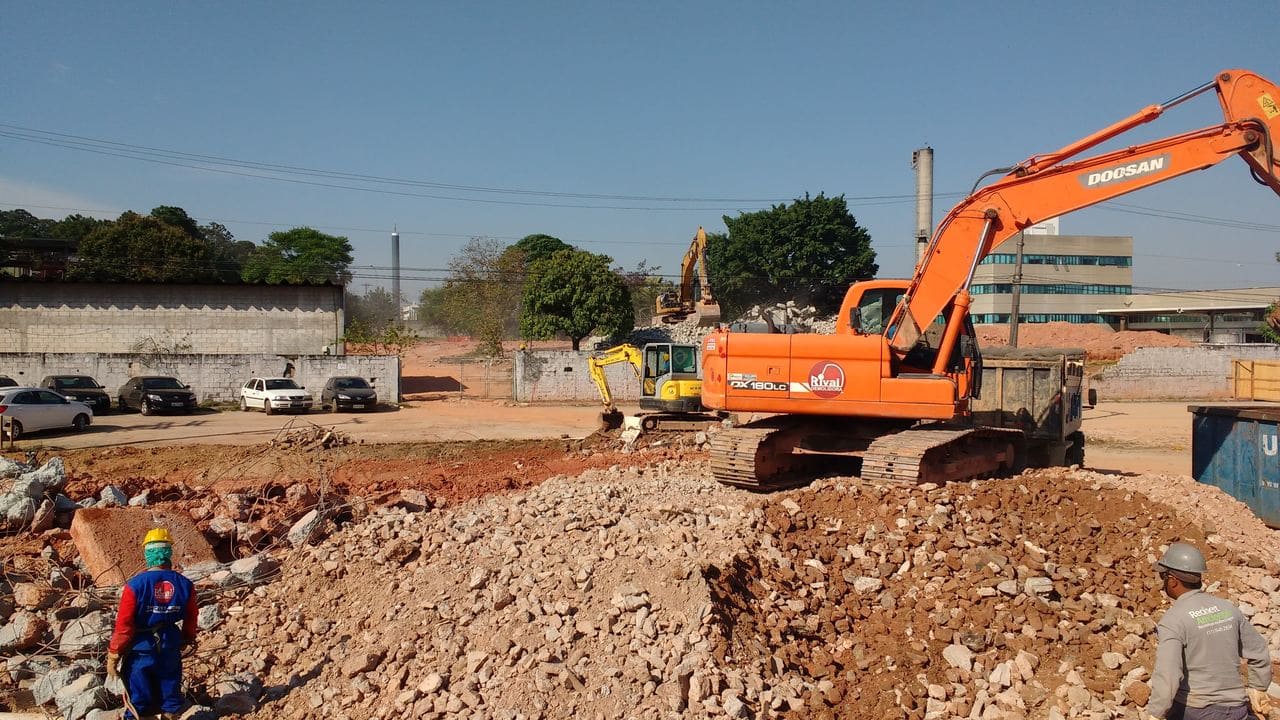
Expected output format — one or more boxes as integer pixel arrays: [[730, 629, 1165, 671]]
[[401, 358, 514, 400]]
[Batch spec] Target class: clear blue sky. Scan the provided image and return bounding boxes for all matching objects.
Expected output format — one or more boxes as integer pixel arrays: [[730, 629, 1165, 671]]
[[2, 1, 1276, 303]]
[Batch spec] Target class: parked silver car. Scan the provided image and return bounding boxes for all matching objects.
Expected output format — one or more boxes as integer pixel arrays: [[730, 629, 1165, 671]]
[[0, 387, 93, 440]]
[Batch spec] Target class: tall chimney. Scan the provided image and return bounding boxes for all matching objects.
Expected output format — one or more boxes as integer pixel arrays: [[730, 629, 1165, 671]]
[[391, 227, 401, 326], [912, 146, 934, 269]]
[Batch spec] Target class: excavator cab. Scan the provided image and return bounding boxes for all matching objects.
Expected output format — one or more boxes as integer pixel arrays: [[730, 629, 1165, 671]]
[[640, 343, 703, 413]]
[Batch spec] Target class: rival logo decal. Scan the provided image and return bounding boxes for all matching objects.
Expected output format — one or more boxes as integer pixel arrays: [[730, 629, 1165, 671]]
[[154, 580, 175, 604], [806, 361, 846, 399], [1079, 154, 1170, 188]]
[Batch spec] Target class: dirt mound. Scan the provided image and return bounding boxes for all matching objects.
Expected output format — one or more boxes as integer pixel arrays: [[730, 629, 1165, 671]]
[[703, 469, 1277, 718], [977, 323, 1193, 361], [188, 461, 758, 719]]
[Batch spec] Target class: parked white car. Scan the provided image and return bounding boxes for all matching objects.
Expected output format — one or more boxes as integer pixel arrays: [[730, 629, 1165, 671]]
[[0, 387, 94, 439], [239, 377, 314, 415]]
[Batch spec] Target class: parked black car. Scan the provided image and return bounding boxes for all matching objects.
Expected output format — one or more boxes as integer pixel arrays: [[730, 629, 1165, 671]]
[[321, 376, 378, 412], [0, 375, 17, 388], [41, 375, 112, 414], [117, 376, 198, 415]]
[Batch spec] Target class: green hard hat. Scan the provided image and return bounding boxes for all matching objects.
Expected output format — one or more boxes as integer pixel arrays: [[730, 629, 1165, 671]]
[[1155, 542, 1207, 576]]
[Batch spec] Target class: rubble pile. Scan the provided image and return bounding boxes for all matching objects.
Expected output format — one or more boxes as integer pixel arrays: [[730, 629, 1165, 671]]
[[270, 423, 355, 450], [1, 547, 281, 719], [704, 469, 1280, 719], [735, 302, 836, 334], [190, 460, 761, 719]]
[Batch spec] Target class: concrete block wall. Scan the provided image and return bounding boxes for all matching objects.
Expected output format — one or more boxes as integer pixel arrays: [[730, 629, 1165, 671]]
[[1092, 344, 1280, 400], [514, 350, 642, 403], [0, 282, 344, 355], [0, 353, 399, 404]]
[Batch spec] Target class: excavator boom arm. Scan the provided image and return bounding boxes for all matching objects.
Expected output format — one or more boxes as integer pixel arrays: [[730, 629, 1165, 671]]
[[586, 344, 643, 410], [889, 68, 1280, 354]]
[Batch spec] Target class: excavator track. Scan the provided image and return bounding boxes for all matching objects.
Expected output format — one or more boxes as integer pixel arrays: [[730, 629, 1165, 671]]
[[861, 425, 1024, 485], [709, 426, 815, 491], [710, 421, 1025, 490]]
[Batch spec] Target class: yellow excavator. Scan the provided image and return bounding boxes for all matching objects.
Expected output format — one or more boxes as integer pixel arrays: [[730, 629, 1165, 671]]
[[587, 342, 723, 431], [654, 227, 721, 326]]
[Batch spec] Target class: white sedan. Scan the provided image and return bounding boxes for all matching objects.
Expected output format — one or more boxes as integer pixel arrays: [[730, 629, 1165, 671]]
[[0, 387, 94, 440], [239, 377, 314, 415]]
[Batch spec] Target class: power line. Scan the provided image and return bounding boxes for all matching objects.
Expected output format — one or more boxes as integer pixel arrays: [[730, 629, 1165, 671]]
[[0, 123, 933, 211]]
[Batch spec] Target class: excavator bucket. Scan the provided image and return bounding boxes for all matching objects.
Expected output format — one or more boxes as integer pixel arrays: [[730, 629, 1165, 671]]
[[694, 302, 721, 327], [599, 409, 624, 432]]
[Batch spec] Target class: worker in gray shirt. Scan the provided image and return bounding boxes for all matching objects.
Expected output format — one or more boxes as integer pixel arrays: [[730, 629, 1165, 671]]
[[1146, 542, 1272, 720]]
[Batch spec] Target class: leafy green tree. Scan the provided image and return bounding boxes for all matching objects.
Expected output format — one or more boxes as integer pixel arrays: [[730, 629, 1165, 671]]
[[241, 227, 353, 284], [70, 212, 225, 282], [510, 233, 572, 264], [51, 214, 110, 243], [520, 249, 634, 350], [150, 206, 202, 239], [148, 207, 252, 280], [0, 209, 57, 239], [708, 193, 878, 317]]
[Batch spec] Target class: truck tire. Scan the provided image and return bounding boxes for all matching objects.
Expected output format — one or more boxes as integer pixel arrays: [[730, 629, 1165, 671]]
[[1066, 431, 1085, 467]]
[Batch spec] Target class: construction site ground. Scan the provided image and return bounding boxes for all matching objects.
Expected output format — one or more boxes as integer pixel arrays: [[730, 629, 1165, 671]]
[[16, 400, 1192, 478], [5, 396, 1277, 718]]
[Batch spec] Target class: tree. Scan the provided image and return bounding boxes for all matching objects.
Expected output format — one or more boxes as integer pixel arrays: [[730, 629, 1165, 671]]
[[346, 287, 400, 329], [520, 249, 634, 350], [148, 206, 251, 281], [69, 212, 226, 282], [241, 227, 353, 284], [51, 214, 110, 243], [510, 233, 572, 265], [618, 260, 673, 326], [416, 285, 469, 335], [435, 238, 525, 355], [707, 193, 878, 318], [0, 209, 56, 263], [150, 206, 202, 239]]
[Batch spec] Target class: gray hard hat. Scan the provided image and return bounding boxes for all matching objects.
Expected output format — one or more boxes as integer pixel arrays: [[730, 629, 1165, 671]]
[[1155, 542, 1207, 576]]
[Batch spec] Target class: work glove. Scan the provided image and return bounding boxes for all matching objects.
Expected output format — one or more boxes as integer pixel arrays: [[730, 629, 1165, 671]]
[[105, 652, 120, 681], [1248, 688, 1271, 716]]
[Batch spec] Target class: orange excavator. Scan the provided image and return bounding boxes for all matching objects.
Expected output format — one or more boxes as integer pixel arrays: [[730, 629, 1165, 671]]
[[703, 68, 1280, 489]]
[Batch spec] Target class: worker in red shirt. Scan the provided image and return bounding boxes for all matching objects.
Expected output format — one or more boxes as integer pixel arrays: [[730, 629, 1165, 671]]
[[106, 528, 199, 719]]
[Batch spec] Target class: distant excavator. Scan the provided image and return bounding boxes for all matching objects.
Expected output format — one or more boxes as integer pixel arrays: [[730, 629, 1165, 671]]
[[586, 342, 724, 432], [654, 227, 721, 326]]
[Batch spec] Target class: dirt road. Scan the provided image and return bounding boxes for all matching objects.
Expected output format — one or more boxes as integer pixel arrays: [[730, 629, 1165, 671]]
[[11, 400, 1199, 477]]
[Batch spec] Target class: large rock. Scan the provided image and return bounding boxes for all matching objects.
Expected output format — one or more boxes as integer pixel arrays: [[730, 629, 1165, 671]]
[[0, 611, 49, 652], [33, 661, 94, 706], [13, 582, 61, 610], [287, 509, 324, 547], [59, 611, 112, 655], [70, 507, 217, 586], [229, 554, 279, 584], [54, 672, 109, 720]]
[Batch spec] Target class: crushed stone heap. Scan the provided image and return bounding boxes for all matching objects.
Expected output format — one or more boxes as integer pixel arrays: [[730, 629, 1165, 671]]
[[179, 462, 1280, 720]]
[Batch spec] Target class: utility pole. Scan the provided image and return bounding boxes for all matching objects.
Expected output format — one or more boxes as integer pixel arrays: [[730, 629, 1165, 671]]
[[1008, 231, 1026, 347]]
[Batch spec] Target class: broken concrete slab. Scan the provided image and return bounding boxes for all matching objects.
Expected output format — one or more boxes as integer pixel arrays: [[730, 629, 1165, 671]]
[[70, 507, 217, 586]]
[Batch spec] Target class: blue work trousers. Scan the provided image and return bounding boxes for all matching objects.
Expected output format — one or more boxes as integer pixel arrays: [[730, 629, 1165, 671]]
[[123, 649, 183, 718]]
